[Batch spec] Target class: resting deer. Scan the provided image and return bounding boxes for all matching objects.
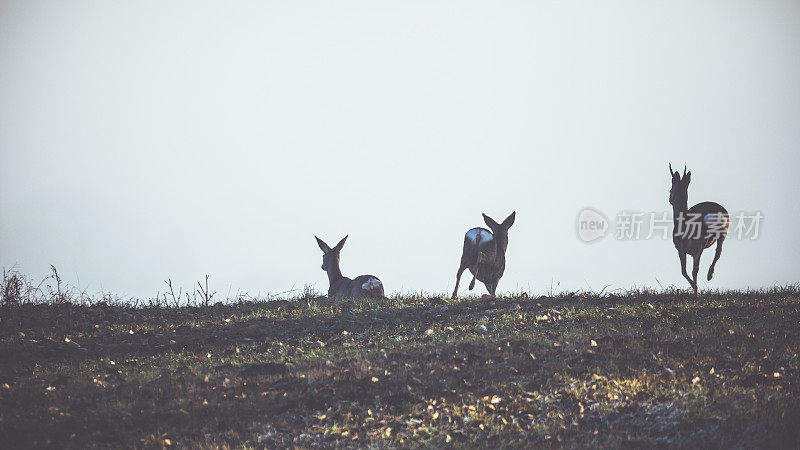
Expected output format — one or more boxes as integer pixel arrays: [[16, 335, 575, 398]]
[[315, 235, 385, 299], [452, 212, 515, 299], [668, 164, 729, 296]]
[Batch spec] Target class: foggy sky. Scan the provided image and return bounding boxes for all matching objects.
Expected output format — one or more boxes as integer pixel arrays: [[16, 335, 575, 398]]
[[2, 1, 799, 300]]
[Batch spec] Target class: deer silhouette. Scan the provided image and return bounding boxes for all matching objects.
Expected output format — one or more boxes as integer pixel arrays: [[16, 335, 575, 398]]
[[315, 235, 384, 299], [452, 212, 515, 299], [668, 164, 729, 296]]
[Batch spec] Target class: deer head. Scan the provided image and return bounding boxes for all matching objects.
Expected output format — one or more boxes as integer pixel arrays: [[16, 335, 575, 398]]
[[482, 211, 516, 249], [315, 235, 347, 274], [668, 163, 691, 210]]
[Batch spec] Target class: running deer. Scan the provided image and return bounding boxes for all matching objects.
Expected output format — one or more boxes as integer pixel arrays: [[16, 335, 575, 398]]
[[315, 235, 385, 299], [452, 212, 516, 299], [668, 164, 729, 296]]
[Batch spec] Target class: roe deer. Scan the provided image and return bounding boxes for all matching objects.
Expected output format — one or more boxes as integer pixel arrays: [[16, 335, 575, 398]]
[[668, 164, 729, 296], [315, 235, 385, 299], [452, 212, 516, 299]]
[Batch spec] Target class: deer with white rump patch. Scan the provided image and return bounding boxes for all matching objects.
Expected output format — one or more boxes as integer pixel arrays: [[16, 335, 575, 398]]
[[668, 164, 729, 296], [452, 212, 515, 299], [315, 235, 385, 299]]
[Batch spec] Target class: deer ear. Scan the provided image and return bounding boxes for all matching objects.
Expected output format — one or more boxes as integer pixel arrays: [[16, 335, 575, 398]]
[[502, 211, 516, 228], [684, 171, 691, 185], [315, 236, 331, 253], [335, 235, 348, 251], [672, 170, 681, 182], [483, 213, 500, 229]]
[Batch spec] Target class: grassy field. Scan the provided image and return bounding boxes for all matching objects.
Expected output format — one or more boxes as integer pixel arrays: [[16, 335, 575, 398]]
[[1, 282, 799, 448]]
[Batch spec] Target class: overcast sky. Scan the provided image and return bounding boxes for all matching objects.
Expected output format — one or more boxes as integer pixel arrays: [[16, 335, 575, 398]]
[[2, 1, 799, 300]]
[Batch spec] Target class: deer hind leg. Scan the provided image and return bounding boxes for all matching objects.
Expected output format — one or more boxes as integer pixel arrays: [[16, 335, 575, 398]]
[[707, 236, 725, 281], [468, 276, 476, 290], [678, 250, 694, 291], [469, 234, 483, 291], [453, 264, 467, 299], [469, 251, 490, 291], [487, 281, 497, 297], [691, 250, 703, 296]]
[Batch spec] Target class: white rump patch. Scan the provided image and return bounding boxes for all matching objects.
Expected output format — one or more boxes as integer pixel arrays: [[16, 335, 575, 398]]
[[362, 277, 382, 291], [466, 228, 493, 243]]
